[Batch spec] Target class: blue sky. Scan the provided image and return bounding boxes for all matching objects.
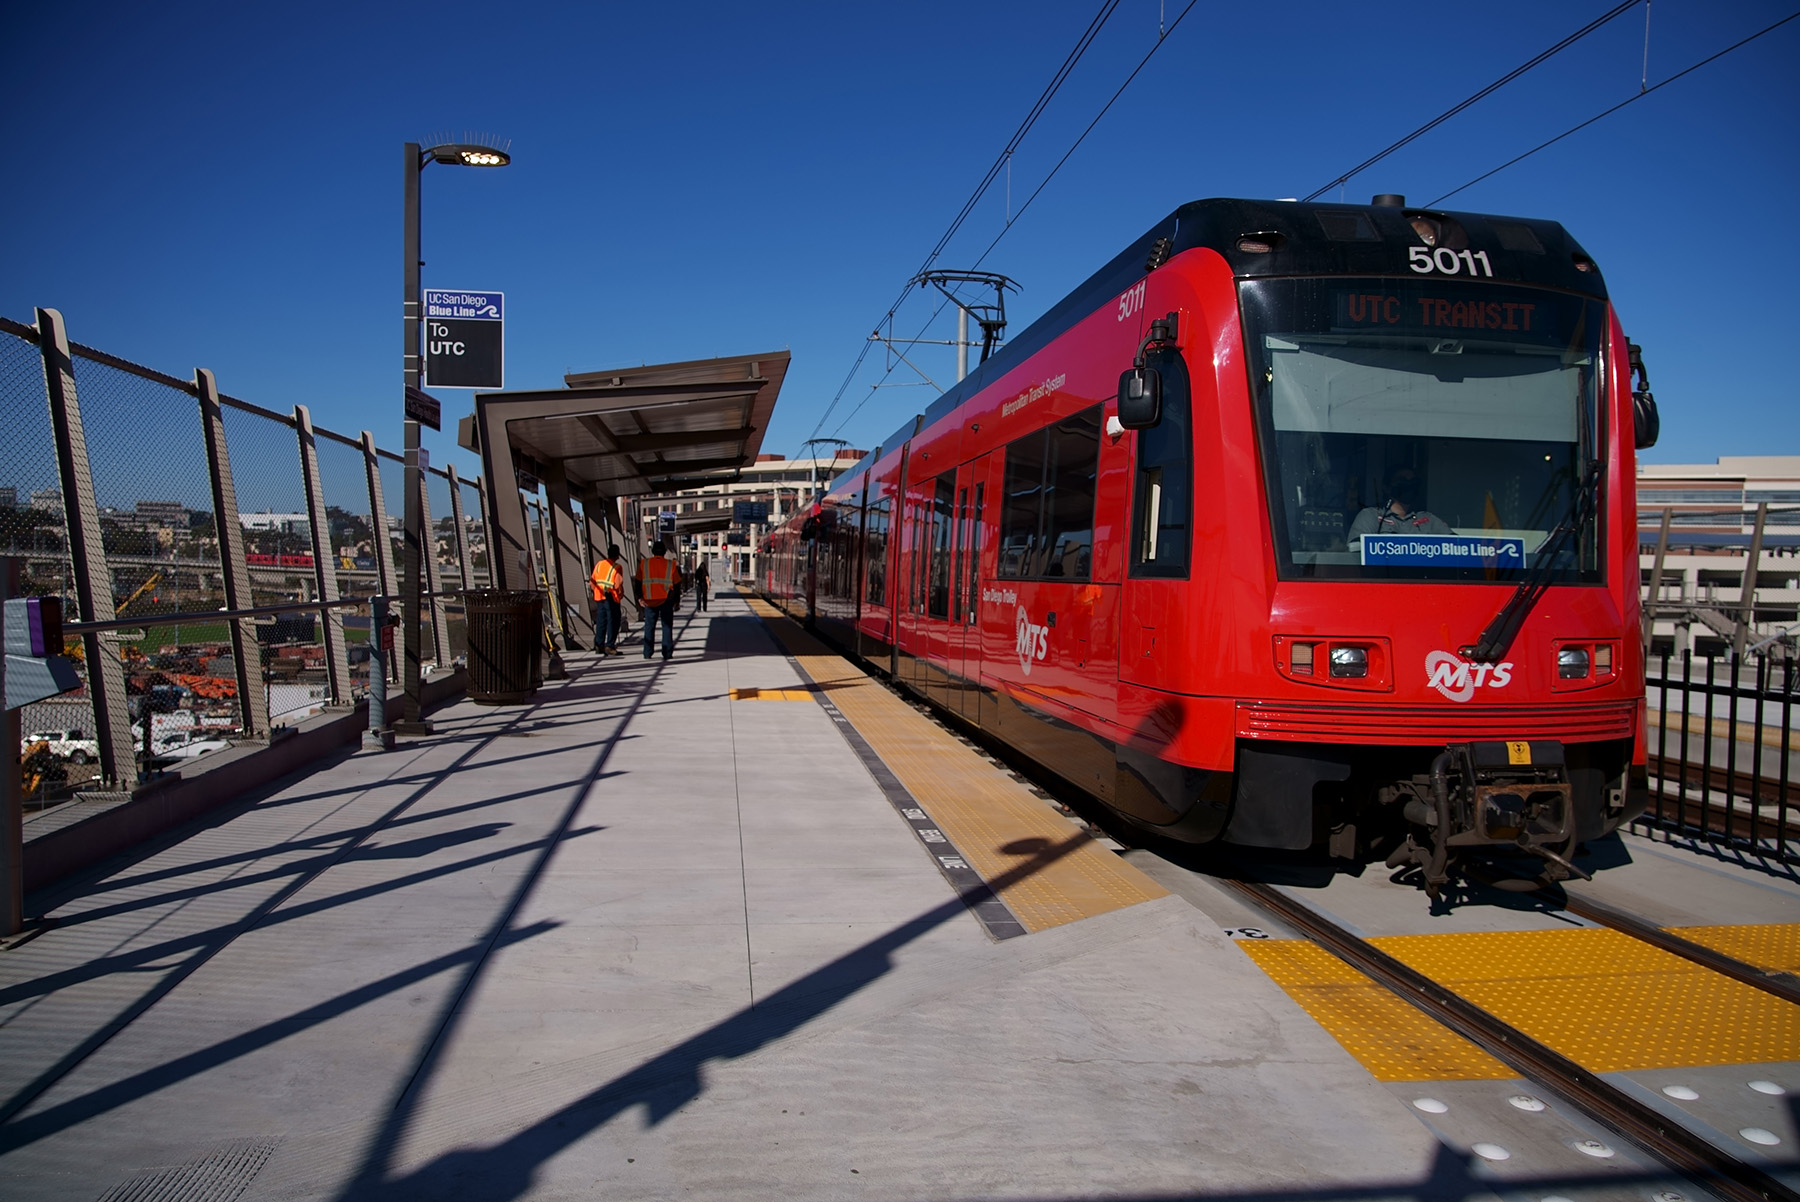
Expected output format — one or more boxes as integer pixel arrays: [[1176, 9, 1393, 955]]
[[4, 0, 1795, 486]]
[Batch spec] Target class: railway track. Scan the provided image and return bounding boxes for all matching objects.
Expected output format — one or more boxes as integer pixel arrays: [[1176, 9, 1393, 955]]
[[808, 622, 1800, 1202], [1223, 877, 1796, 1202]]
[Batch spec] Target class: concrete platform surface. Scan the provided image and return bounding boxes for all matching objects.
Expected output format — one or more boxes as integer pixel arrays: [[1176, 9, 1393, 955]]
[[0, 593, 1576, 1201]]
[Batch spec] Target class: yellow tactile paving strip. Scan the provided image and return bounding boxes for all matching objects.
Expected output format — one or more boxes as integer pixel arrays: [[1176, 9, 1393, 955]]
[[729, 687, 814, 701], [744, 598, 1167, 932], [1239, 940, 1510, 1082], [1368, 927, 1800, 1072], [1669, 923, 1800, 975]]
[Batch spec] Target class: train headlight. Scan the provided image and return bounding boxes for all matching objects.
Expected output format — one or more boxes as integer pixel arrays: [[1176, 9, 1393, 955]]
[[1329, 646, 1368, 678], [1558, 647, 1591, 679], [1290, 643, 1314, 675]]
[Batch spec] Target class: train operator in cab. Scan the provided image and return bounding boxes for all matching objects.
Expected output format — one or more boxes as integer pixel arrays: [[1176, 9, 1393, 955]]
[[1346, 469, 1453, 544], [634, 540, 682, 660]]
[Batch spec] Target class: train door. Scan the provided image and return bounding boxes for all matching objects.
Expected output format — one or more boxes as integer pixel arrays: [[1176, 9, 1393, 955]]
[[897, 469, 936, 690], [1118, 342, 1195, 690], [950, 454, 996, 720]]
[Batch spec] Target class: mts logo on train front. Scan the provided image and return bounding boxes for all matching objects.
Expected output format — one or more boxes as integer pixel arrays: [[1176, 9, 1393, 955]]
[[1424, 650, 1513, 703]]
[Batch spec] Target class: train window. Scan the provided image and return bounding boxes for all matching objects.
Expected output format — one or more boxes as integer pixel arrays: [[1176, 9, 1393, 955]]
[[864, 496, 890, 606], [1240, 277, 1605, 584], [951, 485, 969, 626], [996, 405, 1103, 580], [1131, 346, 1192, 577], [928, 473, 955, 618]]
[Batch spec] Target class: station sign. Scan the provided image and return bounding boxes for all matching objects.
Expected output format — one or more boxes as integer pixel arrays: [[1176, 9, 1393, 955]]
[[424, 289, 504, 390], [732, 500, 769, 524], [658, 510, 677, 536]]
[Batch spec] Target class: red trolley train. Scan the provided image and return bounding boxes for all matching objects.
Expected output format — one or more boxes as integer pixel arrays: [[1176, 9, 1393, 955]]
[[764, 195, 1659, 893]]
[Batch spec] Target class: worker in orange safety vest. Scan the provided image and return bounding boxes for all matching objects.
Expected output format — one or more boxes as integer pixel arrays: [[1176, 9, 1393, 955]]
[[633, 540, 683, 660], [589, 544, 626, 656]]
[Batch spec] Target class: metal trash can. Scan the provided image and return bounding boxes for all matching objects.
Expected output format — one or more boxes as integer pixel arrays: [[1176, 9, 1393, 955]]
[[464, 590, 544, 704]]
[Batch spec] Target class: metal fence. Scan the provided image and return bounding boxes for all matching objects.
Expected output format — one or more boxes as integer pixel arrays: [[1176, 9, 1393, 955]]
[[3, 309, 495, 803], [1637, 650, 1796, 866]]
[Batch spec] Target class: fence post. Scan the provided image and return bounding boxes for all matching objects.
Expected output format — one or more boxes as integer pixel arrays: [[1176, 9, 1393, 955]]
[[421, 469, 449, 668], [36, 308, 135, 787], [362, 432, 398, 681], [446, 464, 475, 591], [295, 407, 351, 705], [193, 369, 267, 738]]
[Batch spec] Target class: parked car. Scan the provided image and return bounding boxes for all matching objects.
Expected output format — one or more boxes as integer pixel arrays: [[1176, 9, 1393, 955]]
[[152, 729, 232, 761], [24, 729, 100, 765]]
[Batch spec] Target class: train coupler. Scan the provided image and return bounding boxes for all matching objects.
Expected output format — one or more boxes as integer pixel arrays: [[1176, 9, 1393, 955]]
[[1387, 741, 1582, 899]]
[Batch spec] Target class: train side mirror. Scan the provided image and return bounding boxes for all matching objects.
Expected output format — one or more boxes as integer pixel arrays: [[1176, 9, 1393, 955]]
[[1628, 341, 1659, 449], [1117, 367, 1162, 429]]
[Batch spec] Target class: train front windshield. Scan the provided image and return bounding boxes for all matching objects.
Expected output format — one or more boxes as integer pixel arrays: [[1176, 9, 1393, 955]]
[[1240, 277, 1606, 583]]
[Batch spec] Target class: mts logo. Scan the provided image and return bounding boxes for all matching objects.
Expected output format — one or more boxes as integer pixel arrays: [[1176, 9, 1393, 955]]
[[1015, 607, 1049, 675], [1425, 650, 1514, 703]]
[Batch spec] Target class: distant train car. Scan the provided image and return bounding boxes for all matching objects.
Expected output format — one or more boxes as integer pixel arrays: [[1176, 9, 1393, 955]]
[[765, 196, 1657, 894], [246, 552, 315, 569]]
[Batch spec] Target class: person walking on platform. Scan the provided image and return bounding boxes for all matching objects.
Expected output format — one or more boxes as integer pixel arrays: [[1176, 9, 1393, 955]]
[[634, 540, 682, 660], [589, 544, 626, 656], [691, 557, 711, 612]]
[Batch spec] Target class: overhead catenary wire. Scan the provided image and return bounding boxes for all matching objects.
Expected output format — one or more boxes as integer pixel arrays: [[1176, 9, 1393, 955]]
[[1302, 0, 1643, 202], [807, 0, 1123, 442], [823, 1, 1206, 441], [1427, 9, 1800, 207]]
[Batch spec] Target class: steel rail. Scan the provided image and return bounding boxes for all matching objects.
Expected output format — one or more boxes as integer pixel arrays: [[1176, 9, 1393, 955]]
[[1542, 882, 1800, 1007], [1225, 878, 1798, 1202]]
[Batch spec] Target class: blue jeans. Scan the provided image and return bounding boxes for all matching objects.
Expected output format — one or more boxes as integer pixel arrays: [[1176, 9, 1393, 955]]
[[642, 601, 674, 658], [593, 598, 620, 650]]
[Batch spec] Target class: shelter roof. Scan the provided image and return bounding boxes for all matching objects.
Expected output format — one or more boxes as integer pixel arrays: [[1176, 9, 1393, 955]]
[[464, 351, 788, 500]]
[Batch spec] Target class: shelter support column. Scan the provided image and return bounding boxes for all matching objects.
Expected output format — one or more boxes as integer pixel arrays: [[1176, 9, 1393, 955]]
[[542, 460, 594, 650]]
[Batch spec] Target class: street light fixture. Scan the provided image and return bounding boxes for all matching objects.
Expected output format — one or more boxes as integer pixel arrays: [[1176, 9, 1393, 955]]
[[398, 136, 510, 736]]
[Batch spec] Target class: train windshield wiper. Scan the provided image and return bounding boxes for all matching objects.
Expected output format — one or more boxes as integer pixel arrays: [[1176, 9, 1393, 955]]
[[1461, 460, 1602, 663]]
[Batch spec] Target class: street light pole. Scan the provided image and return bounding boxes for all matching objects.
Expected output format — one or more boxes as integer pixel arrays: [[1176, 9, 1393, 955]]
[[400, 142, 426, 734], [397, 138, 509, 736]]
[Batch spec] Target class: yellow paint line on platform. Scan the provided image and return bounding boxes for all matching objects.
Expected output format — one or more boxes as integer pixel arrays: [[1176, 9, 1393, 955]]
[[744, 598, 1166, 932], [729, 688, 814, 701], [1669, 922, 1800, 975], [1370, 927, 1800, 1072], [1238, 940, 1509, 1082]]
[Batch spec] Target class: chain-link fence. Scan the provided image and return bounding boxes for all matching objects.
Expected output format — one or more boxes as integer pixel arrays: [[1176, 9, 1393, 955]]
[[2, 313, 488, 805]]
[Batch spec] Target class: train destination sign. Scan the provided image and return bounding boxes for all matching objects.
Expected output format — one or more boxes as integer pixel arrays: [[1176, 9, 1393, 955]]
[[1359, 533, 1526, 568], [424, 289, 504, 389]]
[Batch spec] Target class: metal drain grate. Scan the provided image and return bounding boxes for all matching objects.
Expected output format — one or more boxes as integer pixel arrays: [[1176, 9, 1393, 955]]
[[96, 1137, 279, 1202]]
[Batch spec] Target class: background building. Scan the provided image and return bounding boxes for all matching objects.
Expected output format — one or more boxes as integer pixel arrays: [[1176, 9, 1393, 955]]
[[1639, 455, 1800, 659]]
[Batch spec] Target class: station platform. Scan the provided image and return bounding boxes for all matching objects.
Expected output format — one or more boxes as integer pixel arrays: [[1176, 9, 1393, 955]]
[[0, 590, 1790, 1201]]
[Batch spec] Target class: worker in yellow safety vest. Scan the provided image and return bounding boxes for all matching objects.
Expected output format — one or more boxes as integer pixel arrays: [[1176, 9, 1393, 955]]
[[633, 539, 683, 660], [589, 544, 626, 656]]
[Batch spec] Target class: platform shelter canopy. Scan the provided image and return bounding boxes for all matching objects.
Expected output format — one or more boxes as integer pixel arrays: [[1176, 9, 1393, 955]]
[[460, 350, 788, 626]]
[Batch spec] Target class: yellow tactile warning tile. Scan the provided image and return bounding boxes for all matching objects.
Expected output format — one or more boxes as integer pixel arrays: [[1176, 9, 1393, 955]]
[[1369, 928, 1800, 1072], [1669, 923, 1800, 975], [743, 599, 1166, 931], [1238, 940, 1510, 1082], [729, 687, 814, 701]]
